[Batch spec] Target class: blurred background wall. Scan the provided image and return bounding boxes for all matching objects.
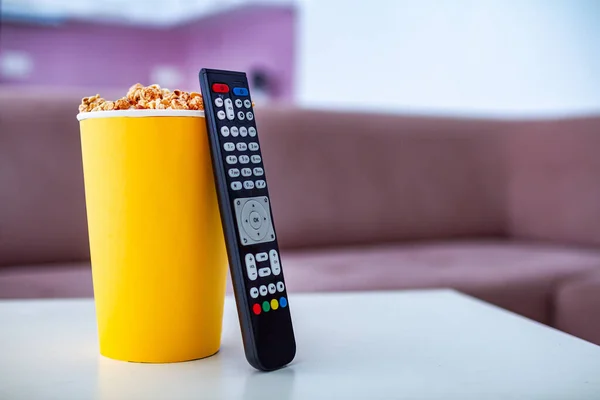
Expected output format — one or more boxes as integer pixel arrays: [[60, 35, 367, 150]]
[[297, 0, 600, 116], [1, 0, 599, 113], [0, 2, 294, 100]]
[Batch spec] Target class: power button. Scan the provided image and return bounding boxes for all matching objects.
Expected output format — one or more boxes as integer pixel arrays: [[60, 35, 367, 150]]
[[212, 83, 229, 93]]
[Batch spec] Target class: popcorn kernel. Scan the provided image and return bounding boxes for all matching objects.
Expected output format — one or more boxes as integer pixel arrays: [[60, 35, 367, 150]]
[[80, 84, 206, 113]]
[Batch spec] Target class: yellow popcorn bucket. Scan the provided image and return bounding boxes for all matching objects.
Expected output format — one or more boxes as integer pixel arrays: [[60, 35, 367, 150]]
[[77, 110, 227, 363]]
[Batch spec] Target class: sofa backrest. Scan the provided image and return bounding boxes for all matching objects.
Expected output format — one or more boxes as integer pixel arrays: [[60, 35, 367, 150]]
[[258, 107, 512, 249], [507, 117, 600, 247], [0, 88, 91, 266], [4, 88, 596, 266]]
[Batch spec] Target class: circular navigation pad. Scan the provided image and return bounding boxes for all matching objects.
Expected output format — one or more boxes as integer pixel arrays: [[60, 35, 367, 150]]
[[233, 196, 276, 246], [241, 200, 269, 241]]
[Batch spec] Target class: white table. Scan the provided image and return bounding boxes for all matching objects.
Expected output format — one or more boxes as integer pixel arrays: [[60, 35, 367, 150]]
[[1, 290, 599, 399]]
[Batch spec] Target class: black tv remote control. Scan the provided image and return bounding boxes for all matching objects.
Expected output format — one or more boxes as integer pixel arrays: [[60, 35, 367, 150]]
[[199, 68, 296, 371]]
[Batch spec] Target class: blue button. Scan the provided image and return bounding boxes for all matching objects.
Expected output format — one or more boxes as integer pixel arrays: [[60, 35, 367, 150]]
[[279, 297, 287, 308], [233, 87, 249, 96]]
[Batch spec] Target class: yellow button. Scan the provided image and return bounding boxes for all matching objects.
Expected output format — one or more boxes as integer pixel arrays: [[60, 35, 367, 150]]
[[270, 299, 279, 310]]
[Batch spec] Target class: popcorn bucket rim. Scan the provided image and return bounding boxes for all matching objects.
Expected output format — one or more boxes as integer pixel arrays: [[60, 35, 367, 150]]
[[77, 109, 205, 121]]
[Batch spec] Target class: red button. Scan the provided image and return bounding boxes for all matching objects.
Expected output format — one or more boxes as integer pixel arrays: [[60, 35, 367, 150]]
[[212, 83, 229, 93], [252, 303, 261, 315]]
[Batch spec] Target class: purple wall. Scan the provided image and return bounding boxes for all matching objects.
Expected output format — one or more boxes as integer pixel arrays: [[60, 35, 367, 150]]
[[177, 7, 295, 98], [0, 22, 181, 90], [0, 6, 295, 99]]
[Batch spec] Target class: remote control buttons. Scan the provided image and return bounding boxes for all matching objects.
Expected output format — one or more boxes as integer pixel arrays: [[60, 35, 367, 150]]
[[251, 155, 261, 164], [233, 87, 249, 96], [246, 112, 254, 121], [253, 167, 264, 177], [262, 301, 270, 312], [252, 285, 286, 315], [270, 250, 281, 275], [224, 142, 235, 151], [243, 181, 255, 190], [237, 142, 248, 151], [256, 180, 266, 189], [220, 126, 230, 137], [242, 168, 252, 177], [256, 252, 268, 262], [230, 126, 239, 137], [237, 111, 245, 120], [215, 98, 224, 107], [240, 127, 248, 137], [226, 155, 237, 164], [245, 254, 257, 281], [234, 196, 276, 245], [217, 110, 226, 120], [228, 168, 240, 178], [259, 285, 268, 296], [235, 99, 243, 108], [249, 142, 259, 151], [259, 267, 271, 278], [244, 99, 252, 108], [231, 181, 242, 190], [271, 298, 279, 310], [248, 127, 257, 137], [212, 83, 229, 93], [249, 212, 262, 229], [225, 99, 235, 120], [239, 155, 250, 164]]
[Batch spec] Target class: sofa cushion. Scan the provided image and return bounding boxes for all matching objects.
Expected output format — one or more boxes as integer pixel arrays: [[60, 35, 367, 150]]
[[259, 107, 512, 249], [4, 241, 599, 330], [555, 271, 600, 345], [0, 262, 93, 299], [280, 240, 600, 325]]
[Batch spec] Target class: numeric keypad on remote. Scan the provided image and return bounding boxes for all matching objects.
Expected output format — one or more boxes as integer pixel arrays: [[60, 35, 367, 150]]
[[218, 121, 267, 192]]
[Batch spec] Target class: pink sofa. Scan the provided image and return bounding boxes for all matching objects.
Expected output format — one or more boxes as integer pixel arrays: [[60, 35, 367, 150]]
[[1, 88, 600, 346]]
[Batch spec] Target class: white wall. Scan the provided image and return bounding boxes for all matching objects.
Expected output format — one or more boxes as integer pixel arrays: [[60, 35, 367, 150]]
[[296, 0, 600, 117]]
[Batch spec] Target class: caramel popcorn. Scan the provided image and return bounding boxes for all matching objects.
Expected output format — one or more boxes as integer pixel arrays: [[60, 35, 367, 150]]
[[188, 95, 203, 110], [78, 83, 206, 113], [114, 97, 132, 110], [78, 94, 105, 112]]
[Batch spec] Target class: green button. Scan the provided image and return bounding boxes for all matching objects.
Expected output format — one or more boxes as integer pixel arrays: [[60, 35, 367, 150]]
[[262, 301, 270, 312]]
